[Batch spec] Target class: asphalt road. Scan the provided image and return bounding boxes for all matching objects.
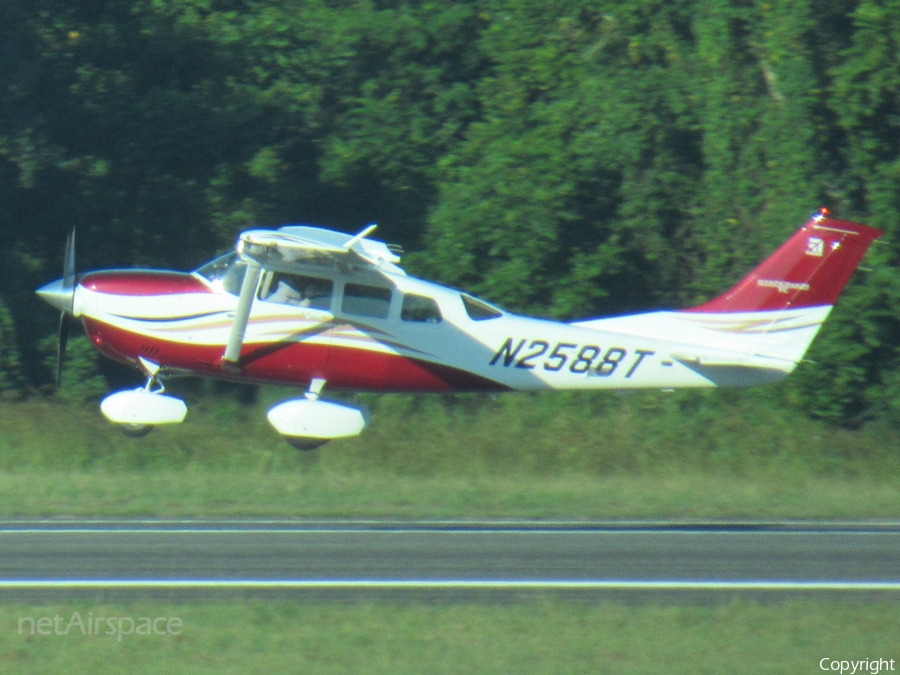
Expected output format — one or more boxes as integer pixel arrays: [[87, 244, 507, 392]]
[[0, 519, 899, 601]]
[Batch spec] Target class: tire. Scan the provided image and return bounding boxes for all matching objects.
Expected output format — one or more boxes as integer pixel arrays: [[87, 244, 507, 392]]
[[284, 436, 328, 451], [118, 423, 154, 438]]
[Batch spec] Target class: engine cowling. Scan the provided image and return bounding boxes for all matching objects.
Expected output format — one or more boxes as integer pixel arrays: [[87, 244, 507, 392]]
[[267, 398, 370, 449]]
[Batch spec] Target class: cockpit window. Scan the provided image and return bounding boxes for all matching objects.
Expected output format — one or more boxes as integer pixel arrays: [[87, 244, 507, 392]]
[[401, 294, 442, 323], [195, 253, 247, 295], [461, 294, 503, 321], [260, 272, 333, 310]]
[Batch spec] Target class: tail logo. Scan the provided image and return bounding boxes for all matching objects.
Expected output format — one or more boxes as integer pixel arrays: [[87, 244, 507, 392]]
[[806, 237, 824, 256], [757, 279, 810, 293]]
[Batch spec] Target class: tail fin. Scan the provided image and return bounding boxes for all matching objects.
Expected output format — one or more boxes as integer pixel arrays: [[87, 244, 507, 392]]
[[571, 210, 884, 382], [687, 210, 883, 314]]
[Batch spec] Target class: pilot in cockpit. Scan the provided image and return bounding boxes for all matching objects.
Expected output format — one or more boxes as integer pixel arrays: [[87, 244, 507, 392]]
[[265, 273, 331, 309], [266, 274, 304, 305]]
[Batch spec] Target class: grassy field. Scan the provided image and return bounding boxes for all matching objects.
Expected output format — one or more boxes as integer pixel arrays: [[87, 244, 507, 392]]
[[3, 390, 898, 673], [2, 599, 898, 674], [1, 386, 899, 519], [3, 469, 900, 520]]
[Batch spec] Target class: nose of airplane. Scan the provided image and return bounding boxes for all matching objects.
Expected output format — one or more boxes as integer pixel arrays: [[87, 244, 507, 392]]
[[36, 278, 76, 314]]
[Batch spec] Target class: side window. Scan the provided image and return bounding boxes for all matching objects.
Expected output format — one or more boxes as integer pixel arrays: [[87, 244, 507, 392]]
[[342, 283, 392, 319], [401, 294, 442, 323], [260, 272, 333, 310]]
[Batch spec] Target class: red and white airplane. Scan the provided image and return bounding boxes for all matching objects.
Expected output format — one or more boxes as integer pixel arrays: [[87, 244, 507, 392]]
[[37, 209, 882, 448]]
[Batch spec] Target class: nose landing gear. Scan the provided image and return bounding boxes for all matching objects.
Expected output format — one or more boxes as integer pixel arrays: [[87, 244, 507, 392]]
[[100, 359, 187, 437]]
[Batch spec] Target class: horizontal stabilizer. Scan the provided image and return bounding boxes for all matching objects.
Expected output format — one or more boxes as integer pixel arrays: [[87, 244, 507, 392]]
[[669, 351, 793, 371], [669, 352, 794, 387]]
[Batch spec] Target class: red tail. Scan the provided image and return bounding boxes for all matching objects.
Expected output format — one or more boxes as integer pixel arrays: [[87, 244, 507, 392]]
[[688, 210, 883, 313]]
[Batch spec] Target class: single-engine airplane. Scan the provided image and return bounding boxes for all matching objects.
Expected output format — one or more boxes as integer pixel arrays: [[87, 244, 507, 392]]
[[37, 209, 882, 448]]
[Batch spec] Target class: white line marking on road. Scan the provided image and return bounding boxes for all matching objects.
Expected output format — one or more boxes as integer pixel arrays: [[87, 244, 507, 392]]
[[0, 580, 898, 590]]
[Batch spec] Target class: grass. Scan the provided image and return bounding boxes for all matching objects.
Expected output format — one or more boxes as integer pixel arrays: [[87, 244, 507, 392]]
[[3, 470, 900, 520], [0, 385, 899, 519], [2, 391, 898, 672], [2, 599, 899, 674]]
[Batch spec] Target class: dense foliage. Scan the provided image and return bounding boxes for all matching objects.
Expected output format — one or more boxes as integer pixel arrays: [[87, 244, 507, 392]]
[[1, 0, 899, 425]]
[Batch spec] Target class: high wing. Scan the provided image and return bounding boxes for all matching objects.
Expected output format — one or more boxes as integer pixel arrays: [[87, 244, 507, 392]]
[[238, 224, 404, 276], [222, 224, 403, 368]]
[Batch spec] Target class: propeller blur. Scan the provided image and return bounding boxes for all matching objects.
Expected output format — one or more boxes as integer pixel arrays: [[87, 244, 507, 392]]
[[36, 229, 76, 386]]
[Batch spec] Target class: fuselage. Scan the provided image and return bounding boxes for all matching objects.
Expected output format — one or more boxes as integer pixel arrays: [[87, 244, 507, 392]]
[[51, 254, 794, 394]]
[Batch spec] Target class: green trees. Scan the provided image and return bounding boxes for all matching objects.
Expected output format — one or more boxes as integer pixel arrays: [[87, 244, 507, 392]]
[[1, 0, 898, 425], [0, 299, 24, 394], [423, 2, 702, 317]]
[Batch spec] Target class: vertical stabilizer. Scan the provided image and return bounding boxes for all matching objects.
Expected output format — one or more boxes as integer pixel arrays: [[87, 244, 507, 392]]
[[687, 210, 883, 314]]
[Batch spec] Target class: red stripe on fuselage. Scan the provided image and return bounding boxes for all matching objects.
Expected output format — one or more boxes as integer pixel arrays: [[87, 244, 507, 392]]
[[81, 271, 211, 296], [82, 318, 507, 393]]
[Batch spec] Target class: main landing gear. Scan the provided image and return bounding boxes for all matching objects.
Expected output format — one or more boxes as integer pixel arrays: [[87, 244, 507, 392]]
[[101, 366, 369, 449], [266, 378, 371, 450]]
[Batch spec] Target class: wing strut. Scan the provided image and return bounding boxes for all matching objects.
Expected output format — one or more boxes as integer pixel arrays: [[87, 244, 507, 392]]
[[342, 224, 377, 251], [222, 259, 262, 370]]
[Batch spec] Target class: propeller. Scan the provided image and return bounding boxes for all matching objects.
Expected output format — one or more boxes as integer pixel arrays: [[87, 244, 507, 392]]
[[56, 228, 76, 386], [36, 230, 77, 387]]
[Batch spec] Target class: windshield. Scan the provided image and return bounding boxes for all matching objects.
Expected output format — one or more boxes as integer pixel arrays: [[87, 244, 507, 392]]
[[195, 252, 247, 295]]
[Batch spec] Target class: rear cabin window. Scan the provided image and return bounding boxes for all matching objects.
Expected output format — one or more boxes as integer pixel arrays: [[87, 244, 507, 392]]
[[461, 294, 503, 321], [342, 283, 392, 319], [401, 294, 442, 323], [260, 272, 333, 310]]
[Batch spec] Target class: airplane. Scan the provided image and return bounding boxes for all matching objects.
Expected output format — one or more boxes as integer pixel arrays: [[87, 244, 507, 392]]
[[36, 208, 883, 449]]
